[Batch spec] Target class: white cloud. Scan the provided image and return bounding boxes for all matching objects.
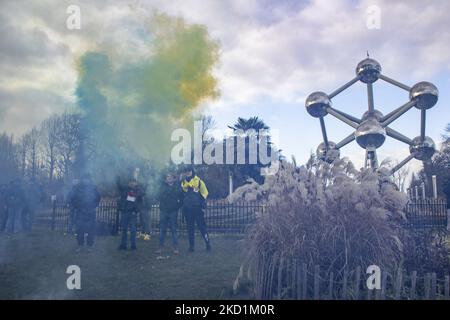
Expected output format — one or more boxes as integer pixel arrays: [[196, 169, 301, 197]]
[[1, 0, 449, 152]]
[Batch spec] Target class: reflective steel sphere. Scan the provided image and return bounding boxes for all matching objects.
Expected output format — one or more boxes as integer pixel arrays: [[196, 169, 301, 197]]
[[409, 136, 435, 160], [305, 91, 331, 118], [356, 58, 381, 83], [410, 82, 439, 109], [355, 118, 386, 149], [361, 109, 383, 121], [316, 141, 340, 163]]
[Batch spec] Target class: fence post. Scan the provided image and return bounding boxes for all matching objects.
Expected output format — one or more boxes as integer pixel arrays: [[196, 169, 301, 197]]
[[51, 197, 56, 231], [264, 254, 270, 300], [314, 265, 320, 300], [394, 268, 403, 300], [374, 287, 380, 300], [354, 266, 361, 300], [296, 260, 302, 299], [291, 259, 296, 299], [268, 256, 277, 300], [328, 271, 334, 300], [302, 263, 307, 299], [447, 209, 450, 231], [255, 254, 262, 299], [367, 285, 371, 301], [431, 273, 437, 300], [424, 273, 431, 300], [342, 269, 348, 300], [380, 271, 387, 300], [445, 275, 450, 300], [277, 256, 284, 300], [410, 271, 417, 300], [114, 205, 120, 235]]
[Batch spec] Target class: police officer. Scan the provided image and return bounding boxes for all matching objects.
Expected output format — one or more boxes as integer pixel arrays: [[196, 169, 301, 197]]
[[181, 166, 211, 252], [69, 173, 101, 250]]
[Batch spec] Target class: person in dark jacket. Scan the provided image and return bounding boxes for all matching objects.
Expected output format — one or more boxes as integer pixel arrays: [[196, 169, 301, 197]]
[[0, 183, 8, 232], [69, 173, 101, 250], [156, 172, 183, 254], [118, 178, 144, 250], [5, 179, 26, 233], [22, 179, 44, 231], [181, 166, 211, 252], [66, 178, 79, 233]]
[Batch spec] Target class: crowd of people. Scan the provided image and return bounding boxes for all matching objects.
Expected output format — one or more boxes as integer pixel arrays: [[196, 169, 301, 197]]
[[64, 165, 212, 253], [0, 178, 44, 233]]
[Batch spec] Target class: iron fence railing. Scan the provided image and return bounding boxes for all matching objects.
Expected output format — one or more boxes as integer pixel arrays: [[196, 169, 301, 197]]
[[405, 198, 448, 229], [34, 199, 264, 235], [33, 197, 448, 235]]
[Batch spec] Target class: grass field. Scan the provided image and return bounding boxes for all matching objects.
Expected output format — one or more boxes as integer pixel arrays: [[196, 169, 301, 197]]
[[0, 231, 249, 300]]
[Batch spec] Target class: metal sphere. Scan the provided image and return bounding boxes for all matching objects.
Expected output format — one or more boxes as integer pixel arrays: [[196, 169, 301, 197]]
[[409, 136, 436, 160], [305, 91, 331, 118], [316, 141, 340, 163], [361, 109, 383, 121], [410, 82, 439, 109], [355, 118, 386, 149], [355, 58, 382, 83]]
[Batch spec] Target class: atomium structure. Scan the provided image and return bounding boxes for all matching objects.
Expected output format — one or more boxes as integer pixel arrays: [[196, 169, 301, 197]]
[[305, 56, 438, 175]]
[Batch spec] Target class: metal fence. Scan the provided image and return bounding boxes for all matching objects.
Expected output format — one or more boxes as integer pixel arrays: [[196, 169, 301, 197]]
[[34, 199, 264, 235], [33, 197, 448, 235], [405, 198, 448, 229]]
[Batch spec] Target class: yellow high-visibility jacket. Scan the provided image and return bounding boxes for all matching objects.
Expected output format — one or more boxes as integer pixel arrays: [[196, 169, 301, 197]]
[[181, 175, 208, 200]]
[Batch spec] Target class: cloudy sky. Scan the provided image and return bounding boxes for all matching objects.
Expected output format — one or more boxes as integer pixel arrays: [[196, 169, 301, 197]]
[[1, 0, 449, 172]]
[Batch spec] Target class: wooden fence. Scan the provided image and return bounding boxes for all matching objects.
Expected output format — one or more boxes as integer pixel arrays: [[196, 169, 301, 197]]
[[252, 255, 450, 300]]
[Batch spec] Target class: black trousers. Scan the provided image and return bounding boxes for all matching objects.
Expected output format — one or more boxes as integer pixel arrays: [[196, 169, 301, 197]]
[[183, 206, 209, 249], [76, 213, 96, 246], [0, 207, 7, 232], [120, 211, 137, 248]]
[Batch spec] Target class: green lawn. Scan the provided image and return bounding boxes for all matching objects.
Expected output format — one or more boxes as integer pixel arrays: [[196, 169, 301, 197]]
[[0, 231, 248, 300]]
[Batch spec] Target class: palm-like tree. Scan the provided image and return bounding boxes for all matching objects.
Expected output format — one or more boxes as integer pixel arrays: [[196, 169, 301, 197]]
[[226, 117, 274, 185], [228, 116, 269, 133]]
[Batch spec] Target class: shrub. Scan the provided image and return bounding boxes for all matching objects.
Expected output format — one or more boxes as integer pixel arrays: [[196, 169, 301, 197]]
[[230, 158, 409, 297]]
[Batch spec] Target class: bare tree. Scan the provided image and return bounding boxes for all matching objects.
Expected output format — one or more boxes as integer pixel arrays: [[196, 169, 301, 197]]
[[23, 127, 41, 180], [389, 161, 410, 192], [40, 115, 61, 182], [201, 114, 216, 146], [379, 158, 411, 192], [56, 112, 81, 181], [0, 133, 18, 183], [16, 134, 29, 177]]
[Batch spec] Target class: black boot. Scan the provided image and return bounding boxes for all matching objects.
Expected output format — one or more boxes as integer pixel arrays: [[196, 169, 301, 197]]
[[203, 233, 211, 252]]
